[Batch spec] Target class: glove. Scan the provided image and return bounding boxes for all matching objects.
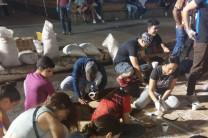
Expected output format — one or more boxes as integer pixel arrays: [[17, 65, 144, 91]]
[[155, 101, 161, 111], [186, 28, 196, 40], [160, 99, 168, 112], [67, 3, 71, 10], [56, 6, 59, 13]]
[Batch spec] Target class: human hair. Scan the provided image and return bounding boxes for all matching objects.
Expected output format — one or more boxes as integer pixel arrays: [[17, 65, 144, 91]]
[[163, 55, 180, 65], [36, 56, 55, 69], [147, 18, 160, 28], [82, 114, 121, 137], [0, 81, 20, 102], [42, 92, 79, 129]]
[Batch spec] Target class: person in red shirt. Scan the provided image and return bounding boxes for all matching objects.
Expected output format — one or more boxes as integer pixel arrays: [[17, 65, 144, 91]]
[[91, 83, 146, 137]]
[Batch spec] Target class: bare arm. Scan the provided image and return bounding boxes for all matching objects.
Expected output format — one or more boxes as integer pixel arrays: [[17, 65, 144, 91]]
[[172, 7, 183, 29], [38, 112, 65, 138], [160, 43, 170, 53], [57, 0, 59, 6], [129, 56, 146, 84], [139, 50, 152, 65], [148, 79, 158, 103], [183, 0, 197, 30], [161, 78, 178, 100], [122, 113, 132, 124]]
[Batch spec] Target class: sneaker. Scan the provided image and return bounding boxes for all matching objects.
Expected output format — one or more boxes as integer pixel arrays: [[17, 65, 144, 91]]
[[102, 20, 105, 23], [117, 77, 128, 87], [93, 19, 96, 24], [96, 14, 102, 20], [124, 77, 136, 83], [63, 31, 68, 35], [187, 95, 199, 104], [139, 15, 143, 19], [165, 11, 168, 17], [203, 84, 208, 91]]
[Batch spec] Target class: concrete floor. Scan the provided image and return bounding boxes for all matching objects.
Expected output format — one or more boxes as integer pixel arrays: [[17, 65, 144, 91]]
[[2, 10, 208, 138]]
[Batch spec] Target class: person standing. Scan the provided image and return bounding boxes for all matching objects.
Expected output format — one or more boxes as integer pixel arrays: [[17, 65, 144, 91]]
[[172, 0, 195, 58], [183, 0, 208, 104], [57, 0, 72, 35]]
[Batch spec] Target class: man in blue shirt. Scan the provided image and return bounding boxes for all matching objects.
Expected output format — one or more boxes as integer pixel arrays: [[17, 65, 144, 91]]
[[60, 57, 107, 104], [183, 0, 208, 104]]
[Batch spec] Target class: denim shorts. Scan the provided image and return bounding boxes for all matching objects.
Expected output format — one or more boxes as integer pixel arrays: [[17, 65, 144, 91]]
[[114, 62, 134, 74]]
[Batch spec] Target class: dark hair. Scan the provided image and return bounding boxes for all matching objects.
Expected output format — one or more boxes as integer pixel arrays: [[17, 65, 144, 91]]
[[36, 56, 55, 69], [147, 18, 160, 28], [82, 114, 121, 137], [0, 81, 20, 102], [42, 92, 79, 129], [163, 55, 180, 65]]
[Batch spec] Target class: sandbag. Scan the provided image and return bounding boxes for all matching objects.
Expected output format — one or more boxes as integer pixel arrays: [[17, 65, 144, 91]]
[[102, 33, 119, 60], [18, 50, 38, 65], [63, 43, 87, 57], [0, 64, 4, 71], [79, 43, 101, 55], [42, 20, 59, 58], [0, 27, 20, 67]]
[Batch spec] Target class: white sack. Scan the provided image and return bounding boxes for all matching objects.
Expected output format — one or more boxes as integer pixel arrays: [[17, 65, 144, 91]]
[[18, 50, 38, 65], [33, 39, 43, 53], [42, 20, 59, 58], [102, 33, 119, 60], [63, 43, 87, 57], [79, 43, 101, 55], [0, 27, 20, 67]]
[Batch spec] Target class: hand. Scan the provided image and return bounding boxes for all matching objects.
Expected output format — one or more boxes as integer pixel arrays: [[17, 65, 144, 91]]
[[78, 98, 88, 105], [91, 92, 98, 100], [67, 3, 71, 10], [186, 28, 196, 40], [160, 99, 168, 112], [163, 47, 170, 54], [56, 6, 59, 13]]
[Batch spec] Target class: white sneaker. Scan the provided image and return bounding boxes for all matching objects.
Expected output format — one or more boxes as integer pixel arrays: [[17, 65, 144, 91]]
[[203, 84, 208, 91], [96, 14, 102, 20], [187, 95, 199, 104], [165, 11, 168, 17], [102, 20, 105, 23], [93, 19, 96, 24]]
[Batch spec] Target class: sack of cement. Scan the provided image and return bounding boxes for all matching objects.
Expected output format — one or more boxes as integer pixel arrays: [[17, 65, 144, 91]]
[[18, 50, 38, 65], [63, 43, 87, 57], [42, 20, 59, 58], [79, 43, 101, 55], [0, 27, 20, 67], [102, 33, 119, 60]]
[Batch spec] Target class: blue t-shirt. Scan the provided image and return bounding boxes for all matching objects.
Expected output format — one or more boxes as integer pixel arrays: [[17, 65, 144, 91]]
[[195, 0, 208, 43]]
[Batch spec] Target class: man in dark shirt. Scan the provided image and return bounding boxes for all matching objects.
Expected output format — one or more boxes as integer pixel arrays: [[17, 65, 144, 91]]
[[183, 0, 208, 104], [114, 32, 153, 87], [146, 18, 170, 64]]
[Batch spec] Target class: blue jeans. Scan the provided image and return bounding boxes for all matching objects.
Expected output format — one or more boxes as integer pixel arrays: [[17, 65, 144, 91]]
[[172, 28, 187, 58], [60, 75, 90, 96], [126, 4, 138, 18], [60, 7, 72, 32]]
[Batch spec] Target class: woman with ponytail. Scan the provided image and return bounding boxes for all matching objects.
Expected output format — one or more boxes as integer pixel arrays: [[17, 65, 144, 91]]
[[0, 82, 20, 137]]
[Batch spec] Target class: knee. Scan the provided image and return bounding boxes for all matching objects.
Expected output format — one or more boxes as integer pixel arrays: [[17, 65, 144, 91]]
[[134, 101, 146, 110], [166, 96, 180, 108]]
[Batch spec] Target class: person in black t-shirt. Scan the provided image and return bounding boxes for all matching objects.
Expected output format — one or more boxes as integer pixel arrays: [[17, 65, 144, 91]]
[[146, 18, 170, 65], [114, 32, 153, 87], [134, 55, 180, 112]]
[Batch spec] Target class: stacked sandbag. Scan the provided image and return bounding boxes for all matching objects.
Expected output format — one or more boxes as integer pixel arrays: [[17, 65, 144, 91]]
[[63, 43, 87, 57], [18, 50, 38, 65], [79, 43, 101, 55], [0, 27, 20, 67], [102, 33, 119, 60], [42, 20, 59, 58]]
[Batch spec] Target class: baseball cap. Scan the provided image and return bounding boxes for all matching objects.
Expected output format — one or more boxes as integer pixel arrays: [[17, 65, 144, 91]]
[[85, 61, 98, 82], [141, 32, 153, 45]]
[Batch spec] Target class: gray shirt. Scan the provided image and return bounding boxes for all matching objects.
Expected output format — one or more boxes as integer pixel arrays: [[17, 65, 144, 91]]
[[6, 106, 53, 138]]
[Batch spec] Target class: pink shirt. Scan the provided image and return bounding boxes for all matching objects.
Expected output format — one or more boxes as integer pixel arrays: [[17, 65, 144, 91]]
[[24, 72, 55, 110], [59, 0, 69, 8]]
